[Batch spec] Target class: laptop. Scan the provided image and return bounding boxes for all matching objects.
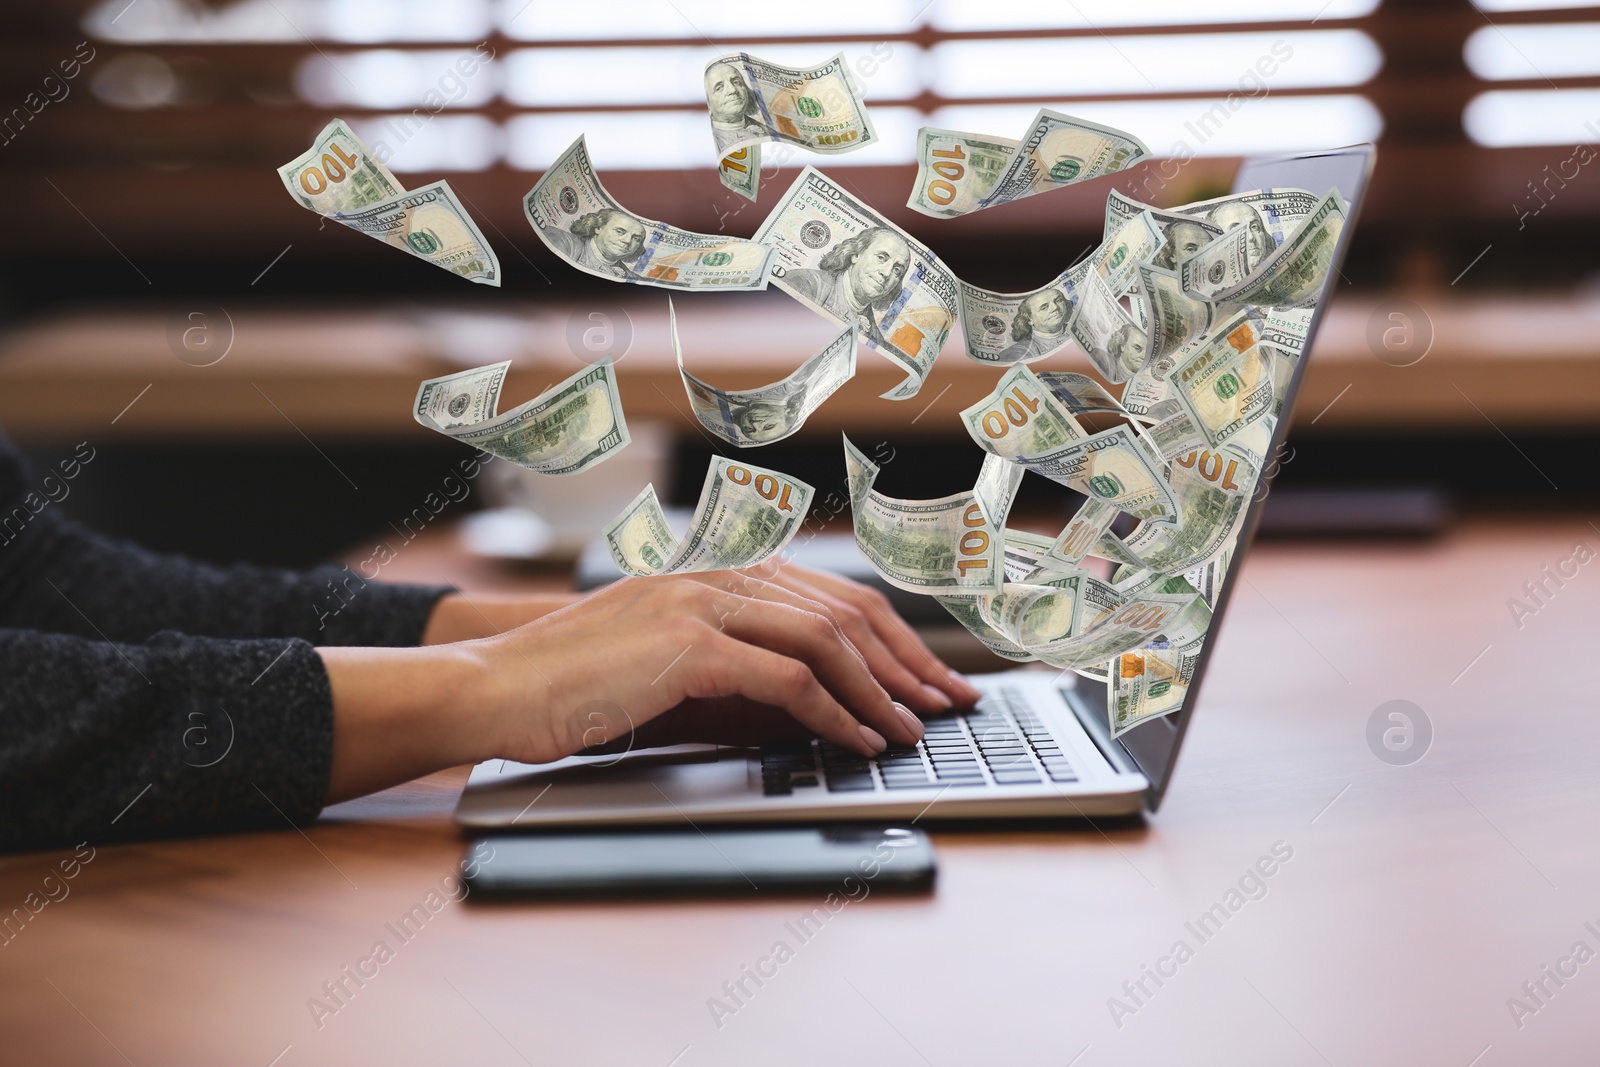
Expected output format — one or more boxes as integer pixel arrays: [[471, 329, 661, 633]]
[[455, 144, 1376, 829]]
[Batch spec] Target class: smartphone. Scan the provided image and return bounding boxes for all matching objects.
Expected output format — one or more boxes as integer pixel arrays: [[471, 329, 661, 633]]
[[463, 826, 936, 899]]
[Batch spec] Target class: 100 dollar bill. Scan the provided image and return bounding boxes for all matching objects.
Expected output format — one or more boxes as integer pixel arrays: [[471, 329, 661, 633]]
[[280, 118, 500, 285], [604, 456, 814, 576], [674, 298, 856, 447], [757, 167, 958, 400], [705, 52, 877, 158], [908, 109, 1149, 219], [844, 434, 1022, 594], [414, 356, 629, 475], [527, 136, 773, 291]]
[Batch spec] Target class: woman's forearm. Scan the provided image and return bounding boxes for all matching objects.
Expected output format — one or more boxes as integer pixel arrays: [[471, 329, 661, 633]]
[[319, 642, 498, 803]]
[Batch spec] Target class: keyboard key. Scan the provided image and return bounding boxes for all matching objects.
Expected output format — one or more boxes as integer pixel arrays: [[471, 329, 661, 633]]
[[825, 776, 876, 792], [882, 778, 934, 789], [790, 774, 818, 787]]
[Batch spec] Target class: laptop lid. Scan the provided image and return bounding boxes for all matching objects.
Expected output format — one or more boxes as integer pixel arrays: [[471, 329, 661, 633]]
[[1066, 144, 1377, 813]]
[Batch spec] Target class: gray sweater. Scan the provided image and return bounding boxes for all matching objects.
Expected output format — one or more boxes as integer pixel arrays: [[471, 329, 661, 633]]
[[0, 435, 453, 852]]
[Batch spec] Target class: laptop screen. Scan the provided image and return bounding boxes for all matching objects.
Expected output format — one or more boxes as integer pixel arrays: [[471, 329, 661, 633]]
[[1066, 145, 1377, 812]]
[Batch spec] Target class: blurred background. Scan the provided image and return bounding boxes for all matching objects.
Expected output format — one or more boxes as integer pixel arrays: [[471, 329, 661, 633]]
[[0, 0, 1596, 573]]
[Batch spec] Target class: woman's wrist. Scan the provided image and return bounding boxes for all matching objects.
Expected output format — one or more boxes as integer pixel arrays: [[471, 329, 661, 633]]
[[421, 591, 581, 645], [319, 640, 502, 803]]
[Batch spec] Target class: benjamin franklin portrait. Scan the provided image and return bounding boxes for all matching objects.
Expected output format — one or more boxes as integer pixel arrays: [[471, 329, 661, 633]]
[[542, 208, 647, 280], [783, 227, 911, 348], [705, 61, 766, 153], [997, 288, 1072, 363]]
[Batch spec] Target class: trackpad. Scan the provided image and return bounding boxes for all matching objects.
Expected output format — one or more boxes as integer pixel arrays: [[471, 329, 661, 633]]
[[486, 748, 756, 812]]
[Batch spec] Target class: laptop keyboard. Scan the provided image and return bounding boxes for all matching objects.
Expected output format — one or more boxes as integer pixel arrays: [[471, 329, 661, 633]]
[[758, 686, 1077, 796]]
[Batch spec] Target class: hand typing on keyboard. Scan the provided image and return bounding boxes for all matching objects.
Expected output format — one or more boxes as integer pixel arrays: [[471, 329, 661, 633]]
[[759, 688, 1079, 796]]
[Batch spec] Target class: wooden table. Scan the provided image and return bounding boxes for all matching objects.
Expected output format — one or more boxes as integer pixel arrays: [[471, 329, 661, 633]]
[[3, 518, 1599, 1064]]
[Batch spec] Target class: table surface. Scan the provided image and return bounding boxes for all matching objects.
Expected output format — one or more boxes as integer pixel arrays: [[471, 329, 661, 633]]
[[1, 291, 1597, 442], [4, 518, 1599, 1065]]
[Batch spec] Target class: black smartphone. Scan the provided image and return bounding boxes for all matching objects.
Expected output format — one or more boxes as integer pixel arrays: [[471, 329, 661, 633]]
[[463, 826, 936, 900]]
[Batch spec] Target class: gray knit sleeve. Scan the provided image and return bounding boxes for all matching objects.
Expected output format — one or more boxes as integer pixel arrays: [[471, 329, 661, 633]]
[[0, 629, 335, 852]]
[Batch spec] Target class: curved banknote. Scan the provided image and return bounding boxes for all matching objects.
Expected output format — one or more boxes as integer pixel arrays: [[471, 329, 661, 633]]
[[1101, 443, 1260, 574], [1103, 190, 1221, 254], [1068, 270, 1146, 383], [336, 182, 501, 286], [844, 434, 1022, 595], [756, 168, 958, 400], [1034, 370, 1129, 420], [908, 109, 1149, 219], [280, 119, 500, 286], [935, 595, 1035, 662], [906, 128, 1020, 219], [958, 261, 1087, 365], [604, 456, 813, 576], [1143, 398, 1205, 460], [718, 144, 760, 202], [1258, 306, 1314, 416], [673, 299, 857, 447], [961, 365, 1085, 460], [704, 52, 877, 158], [1088, 210, 1167, 298], [1046, 498, 1119, 567], [1174, 187, 1322, 249], [1110, 642, 1197, 738], [413, 356, 629, 475], [526, 136, 773, 291], [1170, 311, 1271, 449], [993, 579, 1201, 670], [1137, 263, 1216, 364], [278, 117, 402, 216], [1009, 425, 1178, 525], [1178, 190, 1344, 307]]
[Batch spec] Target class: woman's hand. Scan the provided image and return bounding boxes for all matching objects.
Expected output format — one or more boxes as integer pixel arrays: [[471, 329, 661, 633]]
[[323, 570, 949, 803], [711, 559, 983, 714], [420, 563, 982, 715], [477, 572, 927, 765]]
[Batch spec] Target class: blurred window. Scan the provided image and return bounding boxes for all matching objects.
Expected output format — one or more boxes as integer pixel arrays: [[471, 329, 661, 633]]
[[82, 0, 1386, 173]]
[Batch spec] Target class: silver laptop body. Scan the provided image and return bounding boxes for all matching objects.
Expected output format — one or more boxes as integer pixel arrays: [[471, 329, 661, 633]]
[[455, 145, 1376, 830]]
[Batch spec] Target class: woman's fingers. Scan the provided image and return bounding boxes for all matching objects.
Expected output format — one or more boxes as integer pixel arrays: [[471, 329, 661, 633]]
[[681, 633, 892, 757], [704, 595, 923, 748], [689, 571, 947, 715], [757, 564, 982, 707]]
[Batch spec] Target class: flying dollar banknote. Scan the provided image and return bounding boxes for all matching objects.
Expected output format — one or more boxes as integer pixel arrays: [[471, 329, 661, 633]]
[[279, 118, 500, 286], [526, 136, 774, 290], [672, 298, 857, 447], [1004, 425, 1180, 525], [961, 364, 1086, 460], [604, 456, 814, 576], [278, 117, 402, 215], [704, 52, 877, 158], [1178, 189, 1345, 307], [906, 109, 1149, 219], [905, 127, 1020, 219], [1170, 311, 1271, 449], [957, 261, 1087, 365], [1172, 187, 1321, 249], [413, 356, 629, 475], [1109, 642, 1197, 738], [756, 167, 959, 400], [1099, 442, 1260, 574], [718, 144, 761, 202], [844, 434, 1022, 595], [935, 594, 1035, 662], [1068, 270, 1147, 383]]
